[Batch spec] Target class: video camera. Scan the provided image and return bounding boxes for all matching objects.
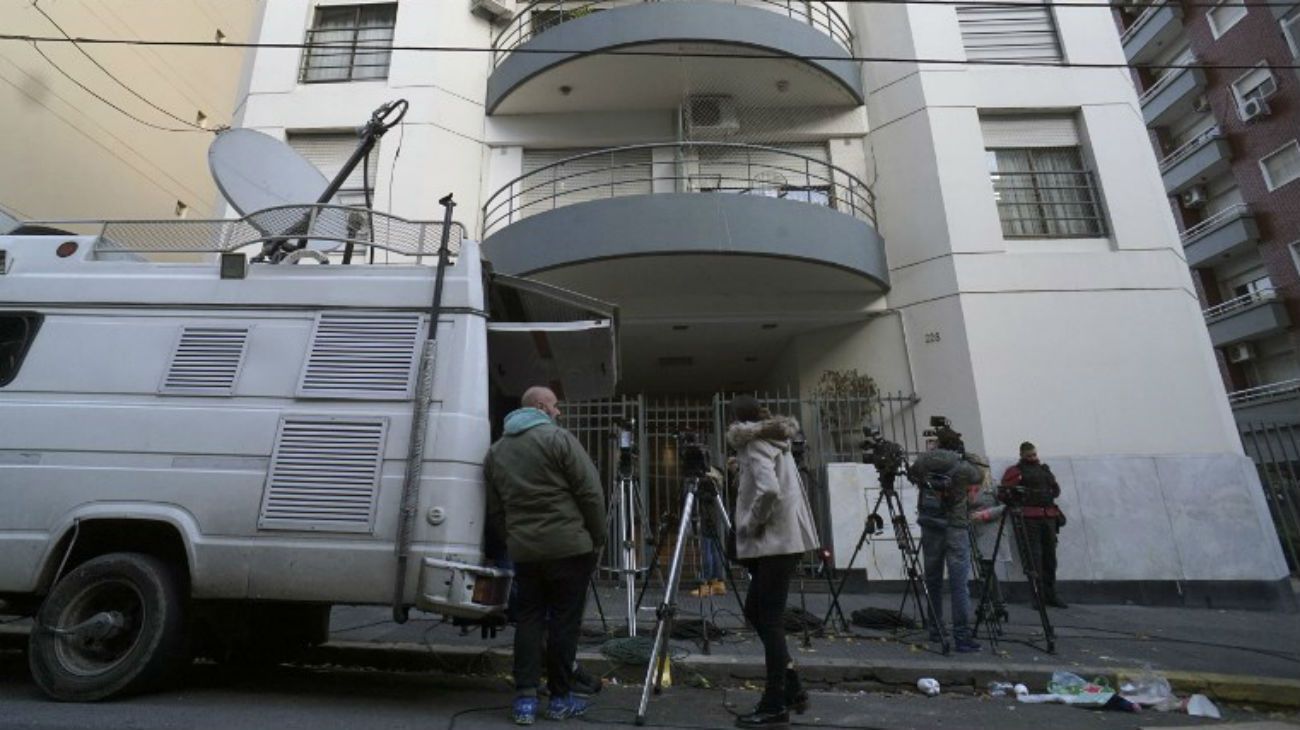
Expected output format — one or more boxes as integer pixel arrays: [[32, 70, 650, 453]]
[[860, 426, 907, 487], [613, 417, 636, 454], [676, 431, 710, 479], [923, 415, 965, 455]]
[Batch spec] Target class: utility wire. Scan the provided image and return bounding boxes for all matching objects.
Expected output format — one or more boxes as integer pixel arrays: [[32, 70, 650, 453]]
[[2, 34, 1298, 71], [25, 41, 201, 133], [29, 1, 211, 132]]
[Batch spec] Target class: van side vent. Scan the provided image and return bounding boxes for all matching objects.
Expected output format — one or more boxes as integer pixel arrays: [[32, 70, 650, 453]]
[[297, 313, 424, 399], [160, 326, 249, 394], [259, 416, 388, 533]]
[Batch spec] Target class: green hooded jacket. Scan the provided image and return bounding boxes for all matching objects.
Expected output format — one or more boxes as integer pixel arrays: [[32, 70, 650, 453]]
[[484, 408, 606, 563]]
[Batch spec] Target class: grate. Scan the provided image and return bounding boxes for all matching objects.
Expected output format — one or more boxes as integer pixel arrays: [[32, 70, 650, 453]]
[[160, 326, 249, 394], [259, 416, 388, 532], [297, 313, 424, 399]]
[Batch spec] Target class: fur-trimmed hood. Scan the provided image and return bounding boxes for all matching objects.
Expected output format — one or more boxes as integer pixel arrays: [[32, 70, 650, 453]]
[[726, 416, 800, 452]]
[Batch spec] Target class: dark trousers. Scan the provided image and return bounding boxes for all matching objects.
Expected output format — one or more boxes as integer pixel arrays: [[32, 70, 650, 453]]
[[513, 552, 594, 697], [1022, 517, 1059, 599], [920, 525, 972, 641], [742, 553, 801, 707]]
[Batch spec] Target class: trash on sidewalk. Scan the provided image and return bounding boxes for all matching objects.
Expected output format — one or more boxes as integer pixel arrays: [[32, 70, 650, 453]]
[[917, 678, 941, 697], [1102, 695, 1142, 713], [1120, 666, 1176, 709], [1185, 694, 1221, 719], [988, 682, 1014, 697], [1018, 671, 1115, 706]]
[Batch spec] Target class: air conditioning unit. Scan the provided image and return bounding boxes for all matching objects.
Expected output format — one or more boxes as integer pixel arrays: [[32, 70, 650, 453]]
[[1227, 343, 1255, 363], [1192, 95, 1211, 113], [684, 95, 740, 137], [1181, 185, 1209, 209], [1240, 96, 1272, 121], [470, 0, 514, 22]]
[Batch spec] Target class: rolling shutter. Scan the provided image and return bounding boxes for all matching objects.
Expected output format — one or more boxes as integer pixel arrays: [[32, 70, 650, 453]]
[[259, 416, 388, 532], [980, 116, 1080, 148], [287, 132, 380, 206], [957, 1, 1063, 63], [518, 147, 653, 217], [695, 143, 830, 191]]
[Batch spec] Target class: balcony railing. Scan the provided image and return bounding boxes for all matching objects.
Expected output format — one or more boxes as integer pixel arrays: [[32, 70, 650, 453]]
[[481, 142, 877, 238], [491, 0, 855, 66], [1181, 203, 1249, 245], [1229, 378, 1300, 405], [1160, 126, 1222, 172], [1139, 55, 1196, 105], [1204, 287, 1278, 322], [1120, 2, 1165, 44]]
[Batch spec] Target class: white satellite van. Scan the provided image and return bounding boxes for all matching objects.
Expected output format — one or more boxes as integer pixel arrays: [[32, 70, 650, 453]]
[[0, 207, 618, 701]]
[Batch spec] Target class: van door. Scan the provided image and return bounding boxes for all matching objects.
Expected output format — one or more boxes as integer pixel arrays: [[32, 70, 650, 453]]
[[487, 274, 619, 401]]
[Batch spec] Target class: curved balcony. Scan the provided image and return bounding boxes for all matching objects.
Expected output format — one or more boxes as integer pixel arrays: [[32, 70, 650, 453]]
[[487, 1, 863, 114], [481, 142, 887, 322]]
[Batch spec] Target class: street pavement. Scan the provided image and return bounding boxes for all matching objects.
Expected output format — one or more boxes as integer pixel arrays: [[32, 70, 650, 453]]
[[1, 648, 1297, 730]]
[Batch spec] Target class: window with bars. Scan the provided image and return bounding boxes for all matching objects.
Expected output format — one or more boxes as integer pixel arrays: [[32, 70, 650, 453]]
[[956, 0, 1063, 63], [300, 4, 397, 83], [982, 116, 1107, 239]]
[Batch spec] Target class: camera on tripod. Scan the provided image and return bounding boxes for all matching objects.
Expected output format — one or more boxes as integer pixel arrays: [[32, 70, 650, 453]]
[[923, 415, 965, 454], [860, 426, 906, 480], [613, 417, 636, 454], [676, 431, 710, 479]]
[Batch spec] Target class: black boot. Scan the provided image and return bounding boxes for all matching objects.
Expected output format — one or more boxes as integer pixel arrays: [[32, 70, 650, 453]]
[[735, 701, 789, 728], [784, 669, 809, 715]]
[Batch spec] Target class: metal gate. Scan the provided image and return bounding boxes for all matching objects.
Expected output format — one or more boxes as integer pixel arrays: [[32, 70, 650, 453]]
[[563, 389, 923, 576], [1239, 422, 1300, 575]]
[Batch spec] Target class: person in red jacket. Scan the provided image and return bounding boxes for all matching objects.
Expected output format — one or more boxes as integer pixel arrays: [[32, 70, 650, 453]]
[[999, 442, 1068, 609]]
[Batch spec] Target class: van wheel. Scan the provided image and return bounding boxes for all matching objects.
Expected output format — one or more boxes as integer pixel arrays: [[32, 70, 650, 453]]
[[29, 552, 187, 701]]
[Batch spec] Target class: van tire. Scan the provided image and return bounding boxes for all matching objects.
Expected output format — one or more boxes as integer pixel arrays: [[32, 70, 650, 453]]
[[29, 552, 188, 701]]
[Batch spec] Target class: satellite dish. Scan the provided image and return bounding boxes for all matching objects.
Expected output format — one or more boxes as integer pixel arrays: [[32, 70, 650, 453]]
[[208, 129, 341, 253]]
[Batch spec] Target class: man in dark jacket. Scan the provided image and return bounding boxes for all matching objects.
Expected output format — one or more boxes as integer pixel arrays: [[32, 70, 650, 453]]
[[911, 445, 984, 653], [486, 386, 605, 725], [1000, 441, 1067, 609]]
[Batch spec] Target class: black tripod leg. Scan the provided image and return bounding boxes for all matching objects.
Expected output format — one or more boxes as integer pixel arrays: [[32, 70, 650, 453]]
[[973, 510, 1010, 650], [635, 514, 673, 613], [589, 576, 609, 634], [886, 489, 949, 655], [1011, 511, 1056, 654], [821, 490, 886, 630]]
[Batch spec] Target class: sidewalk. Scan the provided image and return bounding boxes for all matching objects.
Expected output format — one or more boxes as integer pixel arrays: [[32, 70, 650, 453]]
[[320, 585, 1300, 708]]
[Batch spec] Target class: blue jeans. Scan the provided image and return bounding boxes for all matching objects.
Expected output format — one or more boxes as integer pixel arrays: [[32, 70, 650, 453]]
[[699, 536, 726, 582], [920, 524, 972, 641]]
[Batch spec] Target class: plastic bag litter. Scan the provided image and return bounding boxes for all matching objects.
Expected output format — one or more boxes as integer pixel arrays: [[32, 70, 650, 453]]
[[1120, 667, 1175, 708], [917, 678, 940, 697], [1018, 672, 1115, 706], [1186, 694, 1221, 719]]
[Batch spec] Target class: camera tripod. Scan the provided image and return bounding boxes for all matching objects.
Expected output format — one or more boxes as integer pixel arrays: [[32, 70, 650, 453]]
[[635, 472, 737, 726], [598, 423, 653, 637], [823, 468, 950, 655], [972, 504, 1056, 653], [968, 524, 1008, 642]]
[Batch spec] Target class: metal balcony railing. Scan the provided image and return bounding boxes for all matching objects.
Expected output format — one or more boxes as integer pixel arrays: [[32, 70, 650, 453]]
[[1229, 378, 1300, 405], [1159, 127, 1222, 172], [1181, 203, 1249, 245], [491, 0, 855, 67], [481, 142, 877, 238], [1204, 287, 1278, 322], [1139, 54, 1197, 105], [1120, 2, 1165, 44]]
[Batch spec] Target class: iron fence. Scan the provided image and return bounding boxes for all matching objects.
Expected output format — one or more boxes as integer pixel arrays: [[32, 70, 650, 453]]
[[1239, 422, 1300, 575]]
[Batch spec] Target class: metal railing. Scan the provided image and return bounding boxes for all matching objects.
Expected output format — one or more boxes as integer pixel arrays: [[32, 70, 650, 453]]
[[991, 170, 1109, 239], [1203, 287, 1277, 321], [491, 0, 855, 67], [481, 142, 878, 238], [1238, 421, 1300, 575], [22, 205, 466, 261], [1230, 379, 1300, 405], [1181, 203, 1249, 245], [1119, 2, 1171, 44], [1159, 126, 1222, 173], [1138, 55, 1196, 105]]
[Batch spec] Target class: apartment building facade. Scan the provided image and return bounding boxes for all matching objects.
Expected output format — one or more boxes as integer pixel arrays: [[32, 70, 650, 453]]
[[0, 1, 263, 222], [1118, 0, 1300, 425], [236, 1, 1289, 604]]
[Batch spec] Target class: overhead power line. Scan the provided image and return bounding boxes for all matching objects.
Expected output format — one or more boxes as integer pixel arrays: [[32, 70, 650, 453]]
[[30, 0, 210, 131], [2, 34, 1298, 71]]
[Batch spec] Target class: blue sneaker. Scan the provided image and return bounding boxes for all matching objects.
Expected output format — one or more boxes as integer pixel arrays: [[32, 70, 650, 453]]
[[545, 694, 592, 721], [512, 696, 540, 725]]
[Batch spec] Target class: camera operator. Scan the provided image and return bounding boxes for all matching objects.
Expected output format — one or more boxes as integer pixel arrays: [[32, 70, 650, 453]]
[[910, 433, 984, 653], [999, 442, 1067, 609], [728, 396, 820, 728]]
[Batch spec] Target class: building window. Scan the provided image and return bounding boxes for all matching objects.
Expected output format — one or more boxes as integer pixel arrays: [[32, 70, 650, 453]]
[[1260, 140, 1300, 191], [0, 313, 43, 388], [1282, 11, 1300, 59], [300, 4, 397, 83], [1231, 64, 1279, 117], [956, 0, 1063, 63], [286, 131, 379, 206], [982, 116, 1107, 238], [1208, 0, 1248, 38]]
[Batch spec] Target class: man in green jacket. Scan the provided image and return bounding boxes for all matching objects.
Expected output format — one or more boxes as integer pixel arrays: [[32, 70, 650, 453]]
[[485, 386, 605, 725]]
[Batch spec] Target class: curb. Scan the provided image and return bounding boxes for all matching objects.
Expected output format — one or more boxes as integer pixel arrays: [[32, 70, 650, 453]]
[[303, 639, 1300, 709]]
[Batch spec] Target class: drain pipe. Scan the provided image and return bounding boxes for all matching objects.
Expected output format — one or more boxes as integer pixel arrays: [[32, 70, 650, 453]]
[[391, 193, 456, 624], [867, 307, 920, 397]]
